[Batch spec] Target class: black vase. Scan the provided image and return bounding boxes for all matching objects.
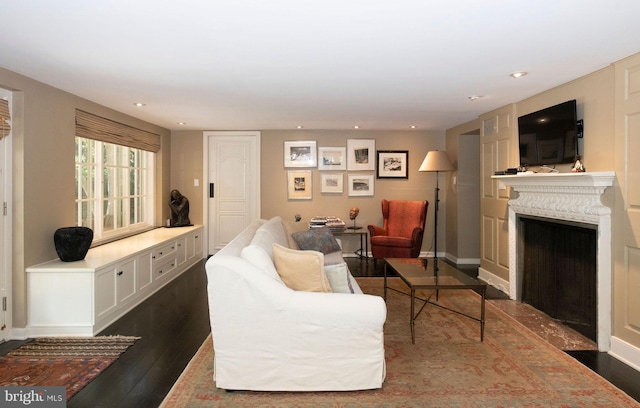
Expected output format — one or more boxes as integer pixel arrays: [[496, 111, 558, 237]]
[[54, 227, 93, 262]]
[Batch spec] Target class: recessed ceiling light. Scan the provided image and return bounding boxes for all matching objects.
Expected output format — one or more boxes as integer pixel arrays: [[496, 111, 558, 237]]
[[353, 125, 360, 129], [133, 102, 146, 107], [510, 71, 528, 78], [468, 95, 483, 101], [410, 125, 417, 129], [177, 122, 187, 125], [296, 125, 304, 129]]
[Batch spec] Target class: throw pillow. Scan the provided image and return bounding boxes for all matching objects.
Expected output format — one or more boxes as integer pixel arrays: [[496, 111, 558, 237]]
[[292, 226, 341, 254], [283, 219, 308, 249], [324, 262, 355, 294], [272, 243, 333, 293]]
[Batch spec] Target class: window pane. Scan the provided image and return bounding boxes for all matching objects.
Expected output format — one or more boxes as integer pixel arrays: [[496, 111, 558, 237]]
[[104, 167, 115, 198], [78, 200, 94, 228], [117, 199, 126, 229], [103, 199, 115, 231]]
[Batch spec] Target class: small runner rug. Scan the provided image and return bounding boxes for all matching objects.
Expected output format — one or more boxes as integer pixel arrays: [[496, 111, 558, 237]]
[[0, 335, 139, 400], [161, 278, 639, 407]]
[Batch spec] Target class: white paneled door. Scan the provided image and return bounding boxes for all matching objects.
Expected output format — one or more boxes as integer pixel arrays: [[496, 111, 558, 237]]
[[205, 131, 260, 255]]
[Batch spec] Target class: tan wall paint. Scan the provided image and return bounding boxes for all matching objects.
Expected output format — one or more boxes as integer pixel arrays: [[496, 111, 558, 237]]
[[446, 119, 481, 263], [0, 67, 171, 328], [515, 67, 615, 173], [170, 130, 204, 226], [260, 130, 446, 255]]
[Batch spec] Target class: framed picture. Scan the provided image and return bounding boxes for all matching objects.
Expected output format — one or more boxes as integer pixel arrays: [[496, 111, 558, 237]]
[[284, 141, 317, 167], [376, 150, 409, 179], [321, 173, 343, 193], [347, 139, 375, 171], [287, 170, 312, 200], [318, 147, 346, 170], [348, 174, 374, 196]]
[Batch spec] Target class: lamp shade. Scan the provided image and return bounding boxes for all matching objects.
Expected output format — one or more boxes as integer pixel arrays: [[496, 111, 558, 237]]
[[418, 150, 454, 172]]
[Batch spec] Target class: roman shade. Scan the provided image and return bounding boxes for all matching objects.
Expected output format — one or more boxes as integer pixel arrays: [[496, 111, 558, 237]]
[[0, 99, 10, 139], [75, 109, 161, 152]]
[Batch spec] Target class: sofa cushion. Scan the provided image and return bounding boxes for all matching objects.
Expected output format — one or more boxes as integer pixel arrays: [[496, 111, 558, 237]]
[[272, 244, 332, 293], [324, 262, 355, 294], [240, 244, 285, 285], [251, 216, 290, 258], [292, 227, 341, 254]]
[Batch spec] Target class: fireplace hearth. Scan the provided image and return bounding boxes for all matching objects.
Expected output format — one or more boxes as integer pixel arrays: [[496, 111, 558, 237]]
[[494, 171, 614, 351]]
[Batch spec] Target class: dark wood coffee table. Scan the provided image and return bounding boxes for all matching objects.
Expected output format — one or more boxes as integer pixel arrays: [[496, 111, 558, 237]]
[[384, 258, 486, 344]]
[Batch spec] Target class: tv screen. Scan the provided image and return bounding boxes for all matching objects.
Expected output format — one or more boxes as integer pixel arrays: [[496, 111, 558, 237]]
[[518, 100, 577, 167]]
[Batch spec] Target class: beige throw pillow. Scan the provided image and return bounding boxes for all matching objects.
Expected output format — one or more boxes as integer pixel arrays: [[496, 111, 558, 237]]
[[272, 243, 333, 293]]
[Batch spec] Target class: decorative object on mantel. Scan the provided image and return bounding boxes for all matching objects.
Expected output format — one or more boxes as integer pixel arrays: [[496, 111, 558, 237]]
[[54, 226, 93, 262], [169, 189, 192, 227], [419, 150, 455, 262], [572, 155, 586, 172], [347, 207, 362, 230]]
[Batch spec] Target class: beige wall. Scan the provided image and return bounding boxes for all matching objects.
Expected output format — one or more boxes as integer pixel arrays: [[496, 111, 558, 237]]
[[259, 130, 445, 255], [168, 129, 448, 256], [170, 130, 205, 226], [0, 67, 171, 328], [514, 67, 615, 172], [446, 120, 481, 263]]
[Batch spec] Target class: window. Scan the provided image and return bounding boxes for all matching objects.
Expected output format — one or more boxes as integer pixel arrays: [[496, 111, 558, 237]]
[[75, 137, 154, 243]]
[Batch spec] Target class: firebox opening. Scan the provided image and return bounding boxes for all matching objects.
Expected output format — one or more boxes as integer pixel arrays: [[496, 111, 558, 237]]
[[518, 216, 597, 342]]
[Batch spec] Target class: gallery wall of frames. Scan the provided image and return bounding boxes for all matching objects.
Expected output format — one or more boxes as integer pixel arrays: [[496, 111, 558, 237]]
[[284, 139, 409, 200]]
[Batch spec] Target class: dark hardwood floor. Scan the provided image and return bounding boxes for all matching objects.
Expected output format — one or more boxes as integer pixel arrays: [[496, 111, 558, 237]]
[[1, 257, 639, 406], [75, 260, 210, 408]]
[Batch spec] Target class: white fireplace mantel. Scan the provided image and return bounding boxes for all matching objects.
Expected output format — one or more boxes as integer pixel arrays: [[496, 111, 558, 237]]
[[494, 171, 615, 223], [492, 171, 615, 351]]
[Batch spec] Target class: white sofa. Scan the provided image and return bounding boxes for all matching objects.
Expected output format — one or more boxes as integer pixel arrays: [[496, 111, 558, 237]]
[[205, 216, 387, 391]]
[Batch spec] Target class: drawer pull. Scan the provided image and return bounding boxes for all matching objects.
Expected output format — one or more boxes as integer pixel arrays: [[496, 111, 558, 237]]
[[117, 271, 123, 276]]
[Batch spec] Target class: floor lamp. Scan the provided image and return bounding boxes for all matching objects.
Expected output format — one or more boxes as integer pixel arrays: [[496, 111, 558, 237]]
[[419, 150, 454, 262]]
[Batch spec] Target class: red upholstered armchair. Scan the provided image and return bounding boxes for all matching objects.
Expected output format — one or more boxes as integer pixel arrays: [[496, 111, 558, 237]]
[[367, 199, 429, 261]]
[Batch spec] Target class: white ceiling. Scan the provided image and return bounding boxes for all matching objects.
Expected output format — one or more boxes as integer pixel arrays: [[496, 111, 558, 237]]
[[1, 1, 640, 131]]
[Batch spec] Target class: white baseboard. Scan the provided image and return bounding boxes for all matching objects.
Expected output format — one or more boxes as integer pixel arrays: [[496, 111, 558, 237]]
[[478, 267, 510, 297], [609, 336, 640, 372]]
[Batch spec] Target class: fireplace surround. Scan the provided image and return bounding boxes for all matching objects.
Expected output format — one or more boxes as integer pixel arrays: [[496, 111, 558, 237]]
[[493, 171, 615, 351]]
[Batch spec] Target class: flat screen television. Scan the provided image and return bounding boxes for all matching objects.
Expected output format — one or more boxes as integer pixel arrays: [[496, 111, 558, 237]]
[[518, 99, 578, 167]]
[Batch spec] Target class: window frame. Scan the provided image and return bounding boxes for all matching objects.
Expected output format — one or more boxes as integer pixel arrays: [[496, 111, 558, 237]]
[[75, 136, 155, 244]]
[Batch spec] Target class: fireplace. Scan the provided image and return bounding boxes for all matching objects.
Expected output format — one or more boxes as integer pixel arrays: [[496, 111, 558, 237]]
[[495, 172, 614, 351], [519, 216, 597, 341]]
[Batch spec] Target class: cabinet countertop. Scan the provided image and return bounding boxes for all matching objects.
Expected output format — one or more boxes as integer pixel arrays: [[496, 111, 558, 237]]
[[27, 225, 202, 273]]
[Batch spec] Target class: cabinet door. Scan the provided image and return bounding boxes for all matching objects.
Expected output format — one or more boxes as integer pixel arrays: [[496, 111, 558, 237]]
[[176, 237, 187, 266], [95, 267, 117, 319], [116, 258, 136, 304], [188, 229, 203, 261], [137, 252, 153, 292]]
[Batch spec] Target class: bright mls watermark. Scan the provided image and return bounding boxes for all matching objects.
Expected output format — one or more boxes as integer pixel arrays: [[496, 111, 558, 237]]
[[1, 387, 65, 407]]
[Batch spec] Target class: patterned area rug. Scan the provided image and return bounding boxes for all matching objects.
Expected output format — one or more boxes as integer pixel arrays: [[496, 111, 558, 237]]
[[0, 336, 139, 400], [161, 278, 640, 407]]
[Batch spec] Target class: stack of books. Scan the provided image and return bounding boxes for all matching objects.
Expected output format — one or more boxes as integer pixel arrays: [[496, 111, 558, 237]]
[[309, 216, 346, 233]]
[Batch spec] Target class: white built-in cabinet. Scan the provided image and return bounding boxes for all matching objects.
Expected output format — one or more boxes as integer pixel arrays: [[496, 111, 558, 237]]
[[26, 225, 203, 337]]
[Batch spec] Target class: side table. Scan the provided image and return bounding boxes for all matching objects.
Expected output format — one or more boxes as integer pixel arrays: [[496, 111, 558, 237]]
[[333, 229, 369, 263]]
